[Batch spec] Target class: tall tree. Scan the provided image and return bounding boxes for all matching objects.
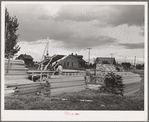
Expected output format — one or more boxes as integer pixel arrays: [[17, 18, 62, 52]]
[[5, 8, 20, 58]]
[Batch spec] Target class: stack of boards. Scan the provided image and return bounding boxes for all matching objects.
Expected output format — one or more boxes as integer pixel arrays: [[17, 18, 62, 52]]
[[4, 59, 86, 97], [5, 59, 43, 96], [85, 71, 141, 96], [48, 75, 86, 96], [115, 72, 142, 95]]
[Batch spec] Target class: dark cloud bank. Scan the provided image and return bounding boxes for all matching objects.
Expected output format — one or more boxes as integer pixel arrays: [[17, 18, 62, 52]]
[[6, 4, 145, 50], [119, 43, 144, 49]]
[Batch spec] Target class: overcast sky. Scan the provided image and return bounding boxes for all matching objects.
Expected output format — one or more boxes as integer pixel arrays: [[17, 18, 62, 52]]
[[5, 2, 146, 63]]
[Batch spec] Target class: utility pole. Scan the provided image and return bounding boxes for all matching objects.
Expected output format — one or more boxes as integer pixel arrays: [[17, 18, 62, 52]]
[[143, 49, 144, 64], [134, 56, 136, 66], [134, 56, 136, 68], [110, 53, 113, 64], [87, 48, 92, 67]]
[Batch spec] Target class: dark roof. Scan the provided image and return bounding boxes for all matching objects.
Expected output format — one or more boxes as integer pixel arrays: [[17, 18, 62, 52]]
[[38, 54, 86, 66], [96, 57, 115, 61], [50, 55, 65, 63], [18, 54, 33, 60], [96, 57, 115, 59], [96, 57, 116, 64], [50, 54, 86, 64], [71, 55, 86, 64], [38, 55, 65, 65]]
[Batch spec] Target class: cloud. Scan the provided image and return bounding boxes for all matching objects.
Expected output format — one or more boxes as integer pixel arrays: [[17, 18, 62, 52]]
[[118, 42, 144, 49], [5, 3, 145, 51], [107, 5, 144, 27], [139, 26, 144, 36], [59, 35, 117, 49], [139, 32, 144, 36], [37, 5, 144, 27], [16, 16, 117, 49]]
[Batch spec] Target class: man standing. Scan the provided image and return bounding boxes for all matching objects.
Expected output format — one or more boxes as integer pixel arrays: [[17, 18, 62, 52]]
[[56, 64, 63, 75]]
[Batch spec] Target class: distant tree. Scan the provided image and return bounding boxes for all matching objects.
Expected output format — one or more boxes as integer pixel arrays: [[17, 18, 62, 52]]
[[89, 63, 93, 68], [142, 64, 144, 69], [5, 8, 20, 58], [92, 63, 96, 68], [121, 62, 131, 69], [136, 64, 142, 69]]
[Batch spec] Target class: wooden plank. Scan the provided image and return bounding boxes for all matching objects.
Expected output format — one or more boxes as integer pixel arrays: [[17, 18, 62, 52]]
[[124, 82, 141, 89], [5, 73, 28, 76], [7, 67, 28, 71], [123, 80, 141, 84], [49, 79, 85, 84], [51, 85, 85, 93], [28, 70, 54, 73], [122, 76, 140, 79], [6, 71, 28, 74], [5, 89, 15, 96], [14, 84, 42, 89], [5, 80, 34, 85], [14, 87, 41, 95], [48, 76, 85, 83], [51, 82, 85, 89], [5, 87, 15, 91], [5, 92, 15, 96], [5, 74, 28, 79], [6, 82, 45, 88], [49, 79, 85, 85], [5, 62, 25, 66], [15, 90, 39, 95], [123, 76, 141, 80], [124, 86, 140, 95], [51, 86, 85, 96]]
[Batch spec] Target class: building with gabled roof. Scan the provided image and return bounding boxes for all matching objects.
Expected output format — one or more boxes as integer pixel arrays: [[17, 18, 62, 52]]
[[17, 54, 34, 66], [39, 53, 87, 70], [96, 57, 116, 65]]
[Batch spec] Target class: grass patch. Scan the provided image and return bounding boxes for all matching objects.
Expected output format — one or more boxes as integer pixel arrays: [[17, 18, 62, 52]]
[[5, 89, 144, 110]]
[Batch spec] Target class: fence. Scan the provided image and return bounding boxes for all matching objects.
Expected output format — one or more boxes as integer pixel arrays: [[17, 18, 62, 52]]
[[27, 69, 86, 78]]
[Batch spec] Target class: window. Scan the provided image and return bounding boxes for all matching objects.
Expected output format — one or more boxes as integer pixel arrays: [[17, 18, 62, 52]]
[[72, 62, 73, 67], [67, 62, 69, 67]]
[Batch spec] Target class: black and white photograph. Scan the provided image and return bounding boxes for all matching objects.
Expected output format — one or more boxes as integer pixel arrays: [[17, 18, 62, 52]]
[[1, 1, 148, 121]]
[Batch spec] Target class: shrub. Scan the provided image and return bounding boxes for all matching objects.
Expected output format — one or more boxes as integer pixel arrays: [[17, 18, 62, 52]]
[[40, 81, 51, 97], [136, 64, 142, 69], [101, 72, 125, 95]]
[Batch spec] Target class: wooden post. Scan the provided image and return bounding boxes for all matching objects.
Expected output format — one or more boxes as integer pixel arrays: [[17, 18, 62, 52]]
[[32, 72, 33, 81], [95, 63, 96, 76], [40, 64, 43, 83]]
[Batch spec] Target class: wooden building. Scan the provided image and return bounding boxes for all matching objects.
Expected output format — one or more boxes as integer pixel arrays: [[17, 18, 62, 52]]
[[39, 53, 87, 70], [17, 54, 33, 66], [96, 57, 116, 65]]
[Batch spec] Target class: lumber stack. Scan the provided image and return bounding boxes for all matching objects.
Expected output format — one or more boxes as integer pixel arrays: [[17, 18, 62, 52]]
[[48, 76, 86, 96], [4, 59, 45, 96], [115, 72, 141, 84]]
